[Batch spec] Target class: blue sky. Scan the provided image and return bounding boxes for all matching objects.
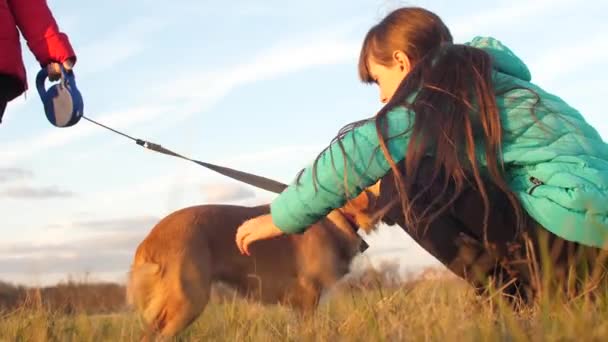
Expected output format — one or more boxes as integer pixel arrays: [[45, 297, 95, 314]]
[[1, 0, 607, 285]]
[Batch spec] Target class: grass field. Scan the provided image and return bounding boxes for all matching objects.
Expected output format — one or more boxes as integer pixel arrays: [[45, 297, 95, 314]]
[[2, 271, 608, 342]]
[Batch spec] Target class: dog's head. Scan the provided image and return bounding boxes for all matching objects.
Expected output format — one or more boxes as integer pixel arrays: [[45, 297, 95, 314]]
[[339, 180, 382, 234]]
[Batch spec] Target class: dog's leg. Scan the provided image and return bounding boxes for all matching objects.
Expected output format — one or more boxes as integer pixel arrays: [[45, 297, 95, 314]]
[[138, 329, 158, 342], [156, 245, 213, 338], [286, 277, 322, 314]]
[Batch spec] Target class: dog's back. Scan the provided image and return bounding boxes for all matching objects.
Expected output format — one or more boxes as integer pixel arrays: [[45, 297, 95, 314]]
[[127, 204, 265, 336], [127, 203, 362, 339]]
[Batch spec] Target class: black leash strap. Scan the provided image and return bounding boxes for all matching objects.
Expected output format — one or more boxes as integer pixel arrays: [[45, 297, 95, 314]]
[[83, 116, 288, 194], [136, 139, 288, 194]]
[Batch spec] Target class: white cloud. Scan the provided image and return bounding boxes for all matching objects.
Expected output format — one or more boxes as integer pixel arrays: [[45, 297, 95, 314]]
[[529, 33, 608, 84], [0, 217, 158, 285], [201, 183, 256, 203], [1, 185, 75, 199], [67, 16, 166, 77], [218, 144, 323, 165], [135, 23, 360, 131], [68, 216, 159, 232], [0, 167, 33, 183], [0, 230, 145, 258], [450, 0, 577, 39], [0, 167, 77, 200], [146, 35, 360, 128]]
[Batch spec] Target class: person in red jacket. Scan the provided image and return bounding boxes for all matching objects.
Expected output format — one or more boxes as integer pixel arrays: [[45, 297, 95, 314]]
[[0, 0, 77, 124]]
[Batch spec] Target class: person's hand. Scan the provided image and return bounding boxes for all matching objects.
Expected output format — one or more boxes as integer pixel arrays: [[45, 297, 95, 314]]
[[46, 58, 75, 81], [235, 214, 285, 256]]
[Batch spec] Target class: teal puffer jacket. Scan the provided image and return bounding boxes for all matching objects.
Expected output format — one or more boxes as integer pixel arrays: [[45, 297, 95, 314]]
[[270, 36, 608, 249]]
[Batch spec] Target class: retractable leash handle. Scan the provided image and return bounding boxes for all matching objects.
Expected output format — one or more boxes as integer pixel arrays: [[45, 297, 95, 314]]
[[36, 65, 84, 128]]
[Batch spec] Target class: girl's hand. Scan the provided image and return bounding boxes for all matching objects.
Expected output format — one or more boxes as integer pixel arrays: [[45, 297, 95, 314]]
[[235, 214, 285, 255], [46, 58, 75, 81]]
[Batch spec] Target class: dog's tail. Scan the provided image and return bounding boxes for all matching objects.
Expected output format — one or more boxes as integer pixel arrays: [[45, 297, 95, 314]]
[[127, 262, 164, 328], [126, 250, 212, 338]]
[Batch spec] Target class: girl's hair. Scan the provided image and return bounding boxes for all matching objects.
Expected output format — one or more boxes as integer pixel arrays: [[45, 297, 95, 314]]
[[314, 7, 525, 241]]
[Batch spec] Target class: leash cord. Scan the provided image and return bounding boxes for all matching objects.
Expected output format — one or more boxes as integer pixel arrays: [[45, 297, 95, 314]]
[[81, 115, 288, 194], [82, 116, 139, 143]]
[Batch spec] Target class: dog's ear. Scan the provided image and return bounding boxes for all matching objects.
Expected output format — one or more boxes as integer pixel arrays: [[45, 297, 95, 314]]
[[341, 181, 382, 233], [346, 181, 381, 212], [345, 190, 371, 213], [364, 180, 381, 211]]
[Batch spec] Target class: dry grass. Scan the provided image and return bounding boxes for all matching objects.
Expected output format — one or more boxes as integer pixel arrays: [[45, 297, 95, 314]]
[[2, 266, 608, 341]]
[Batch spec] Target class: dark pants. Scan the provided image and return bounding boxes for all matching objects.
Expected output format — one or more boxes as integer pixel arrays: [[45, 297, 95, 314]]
[[0, 101, 6, 124], [0, 73, 24, 124], [376, 158, 606, 302]]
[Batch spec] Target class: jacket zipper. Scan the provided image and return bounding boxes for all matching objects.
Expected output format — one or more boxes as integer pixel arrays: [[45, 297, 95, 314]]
[[528, 176, 544, 195]]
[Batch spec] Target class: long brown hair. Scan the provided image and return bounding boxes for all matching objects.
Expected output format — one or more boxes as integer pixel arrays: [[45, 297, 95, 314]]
[[314, 7, 525, 241]]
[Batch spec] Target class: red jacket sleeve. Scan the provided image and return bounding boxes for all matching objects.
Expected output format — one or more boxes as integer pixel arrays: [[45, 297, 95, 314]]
[[7, 0, 76, 66]]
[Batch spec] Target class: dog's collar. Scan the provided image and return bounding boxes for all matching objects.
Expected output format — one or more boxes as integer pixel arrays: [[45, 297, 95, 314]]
[[339, 210, 369, 253]]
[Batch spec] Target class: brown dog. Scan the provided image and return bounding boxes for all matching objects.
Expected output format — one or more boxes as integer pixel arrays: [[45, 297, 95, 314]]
[[127, 181, 381, 339]]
